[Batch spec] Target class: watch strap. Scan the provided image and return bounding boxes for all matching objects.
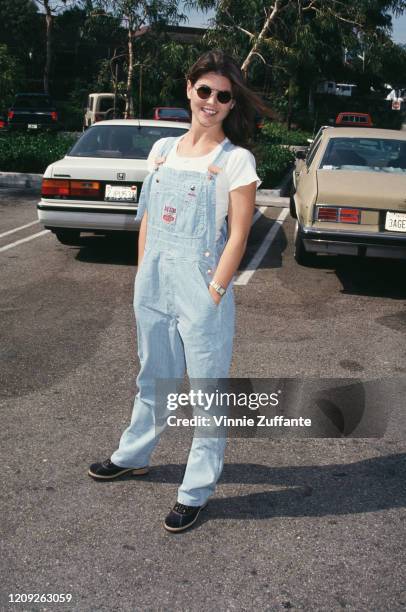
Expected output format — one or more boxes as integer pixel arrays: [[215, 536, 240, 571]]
[[209, 280, 226, 296]]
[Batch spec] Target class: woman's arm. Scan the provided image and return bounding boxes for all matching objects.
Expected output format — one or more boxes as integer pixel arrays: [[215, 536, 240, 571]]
[[137, 211, 148, 266], [208, 181, 256, 304]]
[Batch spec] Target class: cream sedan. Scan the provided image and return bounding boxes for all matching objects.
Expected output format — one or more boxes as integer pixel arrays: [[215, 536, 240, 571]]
[[37, 119, 189, 245], [290, 127, 406, 265]]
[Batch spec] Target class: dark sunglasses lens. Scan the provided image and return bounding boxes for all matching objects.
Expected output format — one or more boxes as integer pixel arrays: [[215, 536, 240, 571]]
[[218, 91, 232, 104], [196, 86, 211, 100]]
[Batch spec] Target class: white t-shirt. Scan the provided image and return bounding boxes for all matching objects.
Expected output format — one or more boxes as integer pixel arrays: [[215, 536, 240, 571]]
[[147, 135, 261, 239]]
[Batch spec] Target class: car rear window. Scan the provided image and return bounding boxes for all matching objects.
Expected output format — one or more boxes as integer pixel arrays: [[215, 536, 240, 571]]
[[13, 95, 53, 108], [98, 98, 114, 112], [320, 137, 406, 172], [68, 125, 189, 159], [158, 109, 189, 119]]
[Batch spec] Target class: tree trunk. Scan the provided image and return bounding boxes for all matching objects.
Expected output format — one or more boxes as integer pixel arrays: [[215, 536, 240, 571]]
[[43, 2, 52, 95], [241, 0, 281, 79], [125, 23, 134, 119], [308, 85, 314, 115]]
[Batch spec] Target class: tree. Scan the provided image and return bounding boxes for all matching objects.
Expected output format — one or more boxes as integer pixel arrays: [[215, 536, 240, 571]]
[[34, 1, 85, 93], [0, 0, 41, 75], [0, 45, 24, 111], [190, 0, 406, 125], [95, 1, 185, 117]]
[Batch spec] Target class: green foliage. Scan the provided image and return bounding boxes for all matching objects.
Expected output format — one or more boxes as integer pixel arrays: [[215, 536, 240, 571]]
[[254, 142, 295, 189], [0, 45, 24, 112], [260, 121, 311, 145], [0, 132, 77, 173]]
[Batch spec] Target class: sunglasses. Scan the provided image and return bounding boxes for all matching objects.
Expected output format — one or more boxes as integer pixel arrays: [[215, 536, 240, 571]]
[[194, 84, 233, 105]]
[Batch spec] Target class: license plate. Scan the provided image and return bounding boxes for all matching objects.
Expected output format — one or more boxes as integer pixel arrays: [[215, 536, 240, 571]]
[[104, 184, 137, 202], [385, 211, 406, 232], [27, 124, 38, 129]]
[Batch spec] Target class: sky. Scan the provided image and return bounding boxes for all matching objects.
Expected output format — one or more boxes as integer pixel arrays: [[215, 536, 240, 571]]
[[184, 6, 406, 45]]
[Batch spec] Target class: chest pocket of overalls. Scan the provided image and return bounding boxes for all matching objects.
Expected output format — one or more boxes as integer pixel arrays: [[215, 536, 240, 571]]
[[149, 173, 207, 238]]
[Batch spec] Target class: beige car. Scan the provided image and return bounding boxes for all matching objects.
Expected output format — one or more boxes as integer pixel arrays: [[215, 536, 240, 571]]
[[290, 127, 406, 265]]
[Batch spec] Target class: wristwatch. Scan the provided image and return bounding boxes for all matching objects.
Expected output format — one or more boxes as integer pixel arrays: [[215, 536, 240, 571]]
[[209, 280, 226, 297]]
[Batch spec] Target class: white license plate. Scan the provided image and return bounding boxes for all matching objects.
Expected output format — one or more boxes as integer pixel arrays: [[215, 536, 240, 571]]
[[27, 124, 38, 129], [385, 211, 406, 232], [104, 184, 137, 202]]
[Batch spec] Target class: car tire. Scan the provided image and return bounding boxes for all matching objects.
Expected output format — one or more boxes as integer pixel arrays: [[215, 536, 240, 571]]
[[54, 230, 82, 246], [293, 221, 317, 266]]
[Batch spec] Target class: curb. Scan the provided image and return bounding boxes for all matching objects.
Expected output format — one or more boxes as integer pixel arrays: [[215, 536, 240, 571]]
[[0, 172, 42, 189]]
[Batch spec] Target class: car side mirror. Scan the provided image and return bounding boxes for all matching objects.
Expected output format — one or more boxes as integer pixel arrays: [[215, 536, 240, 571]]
[[296, 150, 306, 160]]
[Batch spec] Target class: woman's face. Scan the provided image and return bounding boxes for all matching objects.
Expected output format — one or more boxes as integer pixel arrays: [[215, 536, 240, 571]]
[[187, 72, 234, 129]]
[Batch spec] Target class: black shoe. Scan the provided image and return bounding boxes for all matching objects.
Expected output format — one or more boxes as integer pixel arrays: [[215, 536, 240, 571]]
[[88, 458, 149, 480], [164, 502, 207, 533]]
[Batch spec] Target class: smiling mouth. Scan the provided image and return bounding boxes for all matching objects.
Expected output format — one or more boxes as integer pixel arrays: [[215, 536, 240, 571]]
[[201, 107, 218, 116]]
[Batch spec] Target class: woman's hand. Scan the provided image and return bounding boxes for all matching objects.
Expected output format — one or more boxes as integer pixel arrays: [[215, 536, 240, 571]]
[[208, 284, 222, 306]]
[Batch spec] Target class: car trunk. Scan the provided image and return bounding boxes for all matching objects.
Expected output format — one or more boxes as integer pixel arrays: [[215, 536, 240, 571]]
[[51, 157, 148, 181], [316, 170, 406, 211]]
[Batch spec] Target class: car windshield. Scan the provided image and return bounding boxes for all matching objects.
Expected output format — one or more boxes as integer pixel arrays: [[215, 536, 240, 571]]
[[159, 109, 189, 119], [67, 125, 189, 159], [320, 137, 406, 173], [13, 95, 53, 108]]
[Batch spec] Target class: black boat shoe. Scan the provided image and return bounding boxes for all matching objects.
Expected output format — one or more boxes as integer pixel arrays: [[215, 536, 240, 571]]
[[88, 458, 149, 480], [164, 501, 207, 532]]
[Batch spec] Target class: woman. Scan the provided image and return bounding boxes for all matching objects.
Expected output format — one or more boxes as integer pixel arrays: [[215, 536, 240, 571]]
[[89, 50, 265, 532]]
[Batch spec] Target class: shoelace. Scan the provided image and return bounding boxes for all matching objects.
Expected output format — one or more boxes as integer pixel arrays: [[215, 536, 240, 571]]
[[173, 502, 194, 514]]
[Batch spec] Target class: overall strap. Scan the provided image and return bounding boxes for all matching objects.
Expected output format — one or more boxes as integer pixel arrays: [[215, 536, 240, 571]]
[[135, 136, 179, 221], [158, 136, 179, 158], [210, 139, 235, 169]]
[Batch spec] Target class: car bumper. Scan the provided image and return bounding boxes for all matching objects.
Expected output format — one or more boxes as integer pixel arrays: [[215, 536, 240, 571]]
[[37, 202, 140, 232], [8, 122, 59, 131], [302, 226, 406, 259]]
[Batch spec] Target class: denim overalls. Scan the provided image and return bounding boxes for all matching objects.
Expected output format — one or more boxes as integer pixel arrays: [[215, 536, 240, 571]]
[[111, 137, 235, 506]]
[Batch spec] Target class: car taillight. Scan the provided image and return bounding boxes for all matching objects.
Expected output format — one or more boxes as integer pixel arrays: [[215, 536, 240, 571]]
[[70, 180, 100, 197], [317, 207, 339, 222], [41, 178, 101, 198], [51, 111, 58, 121], [94, 113, 103, 122], [41, 179, 70, 197], [339, 208, 360, 224], [0, 120, 5, 129], [8, 111, 14, 120], [317, 206, 360, 223]]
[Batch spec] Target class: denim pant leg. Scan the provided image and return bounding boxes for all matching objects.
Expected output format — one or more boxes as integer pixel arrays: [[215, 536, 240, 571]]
[[111, 306, 186, 468], [176, 291, 235, 506]]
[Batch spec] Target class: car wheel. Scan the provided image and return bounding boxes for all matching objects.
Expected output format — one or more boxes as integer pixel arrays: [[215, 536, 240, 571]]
[[293, 221, 317, 266], [54, 230, 82, 246]]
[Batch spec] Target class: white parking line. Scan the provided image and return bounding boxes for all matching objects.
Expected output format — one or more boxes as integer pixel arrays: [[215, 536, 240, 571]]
[[0, 220, 39, 239], [0, 230, 50, 253], [251, 206, 268, 225], [234, 207, 290, 285]]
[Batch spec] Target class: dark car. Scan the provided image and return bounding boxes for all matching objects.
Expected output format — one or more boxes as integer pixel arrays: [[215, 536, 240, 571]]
[[7, 93, 59, 131], [152, 107, 190, 122]]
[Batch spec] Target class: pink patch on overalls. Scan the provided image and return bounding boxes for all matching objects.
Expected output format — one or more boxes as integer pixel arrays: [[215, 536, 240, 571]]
[[162, 204, 177, 224]]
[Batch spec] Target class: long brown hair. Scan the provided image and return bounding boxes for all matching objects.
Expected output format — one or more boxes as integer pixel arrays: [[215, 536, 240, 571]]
[[186, 49, 270, 148]]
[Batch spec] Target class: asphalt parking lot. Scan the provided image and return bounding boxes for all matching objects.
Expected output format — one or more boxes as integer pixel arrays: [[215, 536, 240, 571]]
[[1, 189, 405, 611]]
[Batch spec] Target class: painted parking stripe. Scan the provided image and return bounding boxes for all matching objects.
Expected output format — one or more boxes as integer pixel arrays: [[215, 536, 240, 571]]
[[251, 206, 267, 226], [234, 207, 290, 286], [0, 230, 50, 253], [0, 220, 39, 239]]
